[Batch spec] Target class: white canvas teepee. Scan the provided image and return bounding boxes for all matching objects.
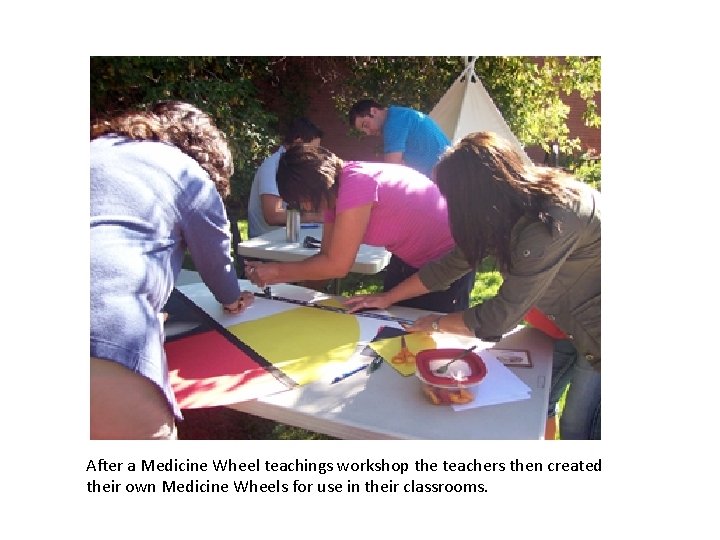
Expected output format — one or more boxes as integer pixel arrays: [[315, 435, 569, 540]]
[[429, 57, 533, 166]]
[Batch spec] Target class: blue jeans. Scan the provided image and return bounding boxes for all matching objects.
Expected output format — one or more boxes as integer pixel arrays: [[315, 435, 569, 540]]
[[548, 339, 601, 440]]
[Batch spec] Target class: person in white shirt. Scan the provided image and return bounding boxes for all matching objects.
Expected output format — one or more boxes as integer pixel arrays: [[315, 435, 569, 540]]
[[247, 118, 324, 238]]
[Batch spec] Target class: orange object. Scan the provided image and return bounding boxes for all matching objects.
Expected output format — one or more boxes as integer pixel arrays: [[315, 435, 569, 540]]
[[421, 385, 475, 405], [524, 306, 568, 340], [415, 348, 487, 406], [391, 335, 416, 365], [422, 385, 442, 405]]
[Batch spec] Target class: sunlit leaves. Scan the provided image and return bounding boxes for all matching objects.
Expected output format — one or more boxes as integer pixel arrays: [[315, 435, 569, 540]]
[[90, 56, 601, 207]]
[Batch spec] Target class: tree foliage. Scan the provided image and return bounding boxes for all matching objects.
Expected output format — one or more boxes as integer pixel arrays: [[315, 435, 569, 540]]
[[331, 56, 465, 113], [90, 56, 601, 206], [90, 56, 279, 209]]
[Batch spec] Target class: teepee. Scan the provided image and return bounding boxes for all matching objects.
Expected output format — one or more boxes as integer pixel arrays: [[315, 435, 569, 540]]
[[429, 57, 533, 166]]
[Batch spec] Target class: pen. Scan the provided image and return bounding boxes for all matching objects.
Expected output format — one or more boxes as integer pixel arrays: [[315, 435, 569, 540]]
[[367, 353, 383, 373], [331, 364, 368, 384], [263, 286, 272, 299]]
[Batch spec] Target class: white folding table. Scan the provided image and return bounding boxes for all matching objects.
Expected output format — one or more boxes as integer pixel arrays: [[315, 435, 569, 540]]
[[236, 225, 392, 275], [174, 272, 554, 440], [225, 319, 553, 440]]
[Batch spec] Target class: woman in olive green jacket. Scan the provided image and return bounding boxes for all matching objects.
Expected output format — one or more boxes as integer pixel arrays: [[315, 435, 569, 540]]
[[344, 131, 601, 437]]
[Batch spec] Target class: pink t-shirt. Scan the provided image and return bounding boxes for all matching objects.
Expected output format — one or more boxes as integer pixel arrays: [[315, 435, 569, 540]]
[[324, 161, 455, 268]]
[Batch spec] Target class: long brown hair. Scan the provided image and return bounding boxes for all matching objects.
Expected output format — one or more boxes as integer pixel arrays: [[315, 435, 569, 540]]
[[90, 101, 233, 199], [435, 131, 577, 272]]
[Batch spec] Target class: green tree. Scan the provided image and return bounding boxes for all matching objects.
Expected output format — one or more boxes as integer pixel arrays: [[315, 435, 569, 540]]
[[90, 56, 279, 211], [90, 56, 601, 205]]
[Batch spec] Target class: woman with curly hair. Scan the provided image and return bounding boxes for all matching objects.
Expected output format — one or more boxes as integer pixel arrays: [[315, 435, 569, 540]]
[[345, 131, 601, 439], [90, 101, 254, 439]]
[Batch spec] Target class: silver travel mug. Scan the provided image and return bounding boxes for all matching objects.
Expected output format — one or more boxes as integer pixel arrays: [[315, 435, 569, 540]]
[[285, 208, 300, 243]]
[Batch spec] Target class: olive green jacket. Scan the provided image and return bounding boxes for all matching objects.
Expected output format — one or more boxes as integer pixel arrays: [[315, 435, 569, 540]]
[[418, 179, 601, 370]]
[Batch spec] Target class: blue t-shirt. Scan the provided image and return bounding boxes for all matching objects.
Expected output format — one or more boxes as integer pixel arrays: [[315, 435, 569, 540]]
[[383, 106, 450, 177]]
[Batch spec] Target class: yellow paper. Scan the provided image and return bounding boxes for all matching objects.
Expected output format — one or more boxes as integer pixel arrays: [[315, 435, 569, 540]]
[[227, 306, 360, 385], [369, 333, 436, 376]]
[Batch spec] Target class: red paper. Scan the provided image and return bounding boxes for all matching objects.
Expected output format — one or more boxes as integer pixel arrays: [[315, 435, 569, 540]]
[[166, 330, 291, 409]]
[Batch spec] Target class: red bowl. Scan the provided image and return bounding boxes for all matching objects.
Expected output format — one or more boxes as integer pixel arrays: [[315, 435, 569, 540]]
[[415, 348, 487, 405], [416, 348, 487, 386]]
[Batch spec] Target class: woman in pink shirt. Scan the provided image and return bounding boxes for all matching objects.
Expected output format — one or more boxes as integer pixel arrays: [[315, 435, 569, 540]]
[[245, 144, 474, 313]]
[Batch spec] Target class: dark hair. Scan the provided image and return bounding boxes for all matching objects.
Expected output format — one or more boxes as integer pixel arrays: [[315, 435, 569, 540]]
[[90, 100, 234, 199], [282, 117, 324, 145], [276, 144, 343, 212], [435, 131, 577, 272], [348, 99, 384, 126]]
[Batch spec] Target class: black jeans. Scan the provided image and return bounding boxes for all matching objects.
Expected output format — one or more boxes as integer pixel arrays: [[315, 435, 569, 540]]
[[382, 254, 475, 314]]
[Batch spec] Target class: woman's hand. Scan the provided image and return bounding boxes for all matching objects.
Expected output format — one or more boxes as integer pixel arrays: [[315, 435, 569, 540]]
[[343, 293, 393, 313], [222, 291, 254, 315], [244, 261, 280, 287], [402, 314, 441, 333]]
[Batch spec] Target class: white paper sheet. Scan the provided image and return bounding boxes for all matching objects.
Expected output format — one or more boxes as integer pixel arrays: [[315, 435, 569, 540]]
[[451, 347, 532, 411]]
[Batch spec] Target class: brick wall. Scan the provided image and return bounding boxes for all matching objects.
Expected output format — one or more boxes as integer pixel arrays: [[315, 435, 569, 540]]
[[304, 68, 382, 163], [525, 89, 601, 164], [565, 90, 601, 155]]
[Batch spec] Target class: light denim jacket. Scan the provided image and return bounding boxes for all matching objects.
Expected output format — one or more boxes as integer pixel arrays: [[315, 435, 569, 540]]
[[90, 135, 241, 418], [418, 179, 601, 370]]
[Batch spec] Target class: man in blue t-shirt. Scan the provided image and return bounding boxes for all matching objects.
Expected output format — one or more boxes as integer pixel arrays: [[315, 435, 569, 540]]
[[348, 99, 450, 177], [348, 99, 471, 309]]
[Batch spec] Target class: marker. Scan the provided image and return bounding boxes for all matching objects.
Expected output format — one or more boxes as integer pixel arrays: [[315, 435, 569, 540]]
[[367, 353, 383, 373], [331, 364, 368, 384], [263, 286, 273, 299]]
